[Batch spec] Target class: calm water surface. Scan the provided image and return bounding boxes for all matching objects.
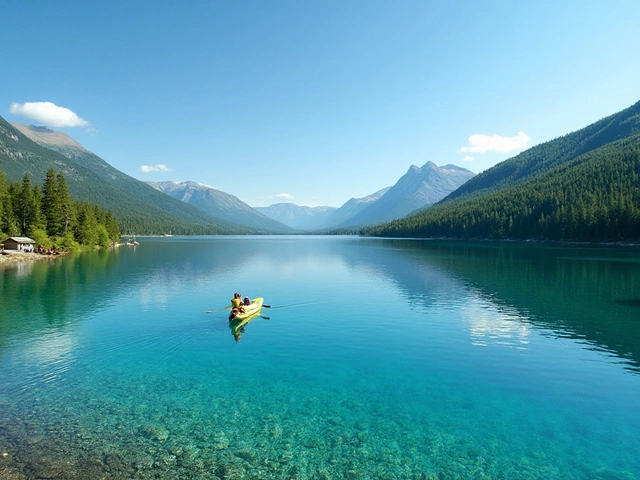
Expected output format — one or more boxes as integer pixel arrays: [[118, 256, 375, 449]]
[[1, 236, 639, 479]]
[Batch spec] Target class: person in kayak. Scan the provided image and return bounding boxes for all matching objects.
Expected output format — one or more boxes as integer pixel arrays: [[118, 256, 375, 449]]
[[243, 296, 251, 306], [231, 292, 245, 311]]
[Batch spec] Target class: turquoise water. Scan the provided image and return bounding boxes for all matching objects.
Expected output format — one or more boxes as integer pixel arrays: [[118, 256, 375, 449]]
[[1, 236, 639, 479]]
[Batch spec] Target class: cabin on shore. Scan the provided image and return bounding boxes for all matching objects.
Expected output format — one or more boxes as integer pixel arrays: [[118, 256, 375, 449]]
[[2, 237, 35, 252], [0, 243, 3, 253]]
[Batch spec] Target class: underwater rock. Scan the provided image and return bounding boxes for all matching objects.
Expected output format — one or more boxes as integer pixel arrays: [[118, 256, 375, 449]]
[[327, 416, 343, 426], [141, 424, 169, 442], [235, 450, 256, 463], [103, 452, 124, 469], [213, 430, 230, 449], [133, 453, 154, 470], [317, 468, 332, 480], [271, 423, 283, 438], [158, 453, 177, 467]]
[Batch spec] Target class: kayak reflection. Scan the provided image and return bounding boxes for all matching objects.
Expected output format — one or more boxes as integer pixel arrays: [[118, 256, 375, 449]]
[[229, 310, 263, 342]]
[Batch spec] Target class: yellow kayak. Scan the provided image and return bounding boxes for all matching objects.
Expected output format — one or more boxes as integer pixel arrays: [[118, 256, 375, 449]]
[[229, 297, 263, 321]]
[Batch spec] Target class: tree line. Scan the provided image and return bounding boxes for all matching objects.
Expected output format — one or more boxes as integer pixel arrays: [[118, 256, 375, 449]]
[[363, 135, 640, 242], [0, 167, 120, 251]]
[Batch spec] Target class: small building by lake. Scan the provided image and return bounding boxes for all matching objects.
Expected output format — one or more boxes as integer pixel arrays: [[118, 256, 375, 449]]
[[2, 237, 35, 252]]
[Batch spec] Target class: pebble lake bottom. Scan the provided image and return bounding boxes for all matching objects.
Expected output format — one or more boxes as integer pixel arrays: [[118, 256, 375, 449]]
[[1, 236, 639, 479]]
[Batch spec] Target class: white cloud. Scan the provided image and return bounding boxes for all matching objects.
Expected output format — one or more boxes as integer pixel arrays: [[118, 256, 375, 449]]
[[276, 193, 294, 201], [140, 164, 171, 173], [9, 101, 89, 128], [459, 132, 531, 154], [463, 156, 474, 162]]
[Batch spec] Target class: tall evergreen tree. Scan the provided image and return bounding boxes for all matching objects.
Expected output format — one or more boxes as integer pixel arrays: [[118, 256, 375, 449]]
[[104, 211, 120, 243], [18, 174, 38, 235], [42, 167, 61, 236], [0, 168, 6, 235], [56, 172, 74, 234], [29, 184, 46, 234], [75, 201, 98, 246]]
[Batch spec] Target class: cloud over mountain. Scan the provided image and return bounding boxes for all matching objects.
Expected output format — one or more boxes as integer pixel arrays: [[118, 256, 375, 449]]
[[140, 164, 171, 173], [9, 101, 89, 128], [460, 132, 531, 154]]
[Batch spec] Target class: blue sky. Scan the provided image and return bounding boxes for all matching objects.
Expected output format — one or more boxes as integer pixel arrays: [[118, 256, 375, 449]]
[[3, 1, 640, 207]]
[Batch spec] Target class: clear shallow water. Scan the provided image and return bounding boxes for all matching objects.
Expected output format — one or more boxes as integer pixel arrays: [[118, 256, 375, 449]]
[[1, 236, 639, 479]]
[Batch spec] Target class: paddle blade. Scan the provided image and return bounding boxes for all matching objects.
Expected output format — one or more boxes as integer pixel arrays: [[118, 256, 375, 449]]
[[205, 306, 231, 314]]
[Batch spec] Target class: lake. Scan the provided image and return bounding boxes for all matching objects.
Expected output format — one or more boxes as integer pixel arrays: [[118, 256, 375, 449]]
[[1, 236, 639, 479]]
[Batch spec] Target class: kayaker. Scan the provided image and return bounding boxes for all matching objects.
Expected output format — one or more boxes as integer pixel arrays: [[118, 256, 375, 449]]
[[243, 296, 251, 306], [229, 308, 240, 321], [231, 293, 245, 312]]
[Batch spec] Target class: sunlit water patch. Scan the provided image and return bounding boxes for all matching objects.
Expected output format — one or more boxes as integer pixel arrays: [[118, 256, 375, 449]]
[[1, 237, 639, 479]]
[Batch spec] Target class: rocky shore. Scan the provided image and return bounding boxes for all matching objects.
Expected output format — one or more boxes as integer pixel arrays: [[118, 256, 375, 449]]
[[0, 251, 64, 267]]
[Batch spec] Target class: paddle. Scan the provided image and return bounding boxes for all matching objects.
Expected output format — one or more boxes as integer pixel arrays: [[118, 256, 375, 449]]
[[206, 302, 271, 314], [204, 306, 231, 314]]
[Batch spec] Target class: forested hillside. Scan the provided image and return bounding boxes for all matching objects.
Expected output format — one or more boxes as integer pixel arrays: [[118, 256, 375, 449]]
[[0, 117, 248, 235], [446, 100, 640, 201], [364, 134, 640, 241], [0, 167, 120, 250]]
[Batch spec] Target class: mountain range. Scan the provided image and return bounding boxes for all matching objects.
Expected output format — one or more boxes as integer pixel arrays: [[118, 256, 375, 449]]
[[147, 181, 293, 232], [1, 121, 247, 235], [1, 119, 475, 234], [4, 98, 638, 241], [364, 99, 640, 241], [150, 161, 474, 231], [334, 162, 475, 228]]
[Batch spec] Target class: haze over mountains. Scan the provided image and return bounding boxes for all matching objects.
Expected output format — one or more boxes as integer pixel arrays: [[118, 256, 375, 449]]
[[253, 203, 337, 230]]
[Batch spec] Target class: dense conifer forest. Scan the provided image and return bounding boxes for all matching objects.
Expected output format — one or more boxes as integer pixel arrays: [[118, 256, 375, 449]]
[[0, 167, 120, 251], [363, 135, 640, 241]]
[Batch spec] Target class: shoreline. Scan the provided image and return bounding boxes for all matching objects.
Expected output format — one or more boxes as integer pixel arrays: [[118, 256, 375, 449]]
[[0, 251, 67, 267], [0, 243, 130, 267]]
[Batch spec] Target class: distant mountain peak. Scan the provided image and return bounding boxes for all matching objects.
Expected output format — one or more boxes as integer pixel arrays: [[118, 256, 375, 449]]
[[441, 163, 468, 171], [27, 125, 55, 133], [150, 180, 293, 233], [11, 122, 88, 152], [338, 162, 475, 227], [254, 203, 338, 230]]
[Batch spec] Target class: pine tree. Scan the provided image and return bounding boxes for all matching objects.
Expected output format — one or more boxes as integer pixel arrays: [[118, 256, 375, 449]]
[[18, 174, 38, 235], [74, 201, 98, 246], [56, 172, 75, 234], [29, 184, 46, 234], [42, 168, 61, 236], [0, 168, 6, 235]]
